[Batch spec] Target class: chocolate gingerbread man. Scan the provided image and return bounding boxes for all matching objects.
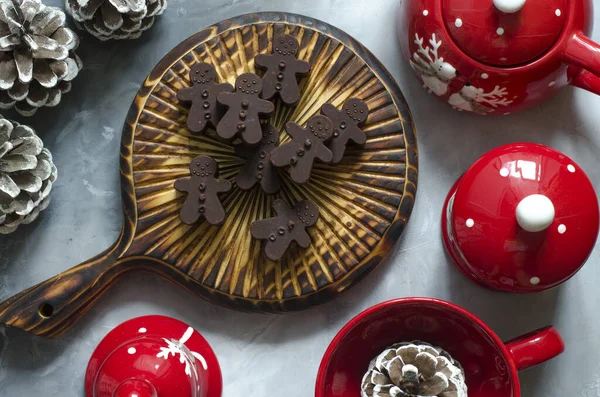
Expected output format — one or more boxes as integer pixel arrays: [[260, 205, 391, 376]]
[[321, 98, 369, 163], [270, 115, 334, 184], [174, 155, 232, 225], [255, 34, 311, 106], [235, 123, 281, 194], [216, 73, 275, 145], [251, 199, 320, 261], [177, 63, 233, 134]]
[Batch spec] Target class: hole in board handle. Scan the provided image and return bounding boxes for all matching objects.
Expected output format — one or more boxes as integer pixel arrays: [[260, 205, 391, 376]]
[[38, 303, 54, 318]]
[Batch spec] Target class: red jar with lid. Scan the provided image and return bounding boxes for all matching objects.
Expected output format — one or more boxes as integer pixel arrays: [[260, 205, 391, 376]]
[[442, 143, 599, 292]]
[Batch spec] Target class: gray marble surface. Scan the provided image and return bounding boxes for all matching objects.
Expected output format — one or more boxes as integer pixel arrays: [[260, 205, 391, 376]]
[[1, 0, 600, 396]]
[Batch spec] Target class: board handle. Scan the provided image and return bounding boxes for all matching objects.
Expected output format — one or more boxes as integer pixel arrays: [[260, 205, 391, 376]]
[[0, 244, 126, 338]]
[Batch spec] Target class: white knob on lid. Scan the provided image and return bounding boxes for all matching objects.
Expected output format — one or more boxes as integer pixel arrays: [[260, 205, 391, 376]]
[[493, 0, 526, 13], [516, 194, 555, 232]]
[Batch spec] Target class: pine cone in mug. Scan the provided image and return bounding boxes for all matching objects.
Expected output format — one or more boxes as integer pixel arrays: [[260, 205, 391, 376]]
[[65, 0, 167, 41], [361, 342, 468, 397], [0, 116, 57, 234], [0, 0, 82, 116]]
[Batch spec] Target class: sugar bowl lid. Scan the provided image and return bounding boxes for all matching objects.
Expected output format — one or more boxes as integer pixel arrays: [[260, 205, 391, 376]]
[[85, 315, 222, 397], [444, 143, 599, 292], [442, 0, 567, 66]]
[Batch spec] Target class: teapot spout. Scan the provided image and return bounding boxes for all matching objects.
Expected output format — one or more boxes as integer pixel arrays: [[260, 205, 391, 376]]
[[113, 379, 158, 397]]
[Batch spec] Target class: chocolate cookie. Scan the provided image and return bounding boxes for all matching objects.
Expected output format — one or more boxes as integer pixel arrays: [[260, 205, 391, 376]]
[[216, 73, 275, 145], [255, 34, 311, 106], [251, 199, 319, 261], [270, 115, 334, 184], [177, 63, 234, 134], [235, 123, 281, 194], [174, 155, 232, 225], [321, 98, 368, 163]]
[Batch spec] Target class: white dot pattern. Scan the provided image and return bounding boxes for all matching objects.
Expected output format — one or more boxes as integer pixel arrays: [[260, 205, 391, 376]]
[[466, 219, 474, 228], [558, 224, 566, 234], [128, 347, 136, 355], [455, 18, 463, 28], [500, 168, 509, 177], [556, 9, 561, 16], [530, 277, 541, 285], [497, 27, 505, 36], [423, 10, 429, 16]]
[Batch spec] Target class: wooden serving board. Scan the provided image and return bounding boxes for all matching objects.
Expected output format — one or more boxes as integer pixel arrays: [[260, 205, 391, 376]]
[[0, 12, 418, 338]]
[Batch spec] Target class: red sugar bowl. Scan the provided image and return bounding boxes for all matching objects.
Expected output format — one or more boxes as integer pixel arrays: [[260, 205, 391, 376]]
[[85, 315, 222, 397], [315, 298, 565, 397], [442, 143, 599, 293], [398, 0, 600, 114]]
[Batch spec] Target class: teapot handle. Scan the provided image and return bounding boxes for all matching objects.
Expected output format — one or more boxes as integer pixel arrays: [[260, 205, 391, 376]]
[[568, 66, 600, 95], [563, 32, 600, 96]]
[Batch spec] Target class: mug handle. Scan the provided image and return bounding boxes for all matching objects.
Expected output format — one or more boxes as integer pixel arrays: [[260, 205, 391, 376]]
[[563, 32, 600, 96], [505, 326, 565, 371]]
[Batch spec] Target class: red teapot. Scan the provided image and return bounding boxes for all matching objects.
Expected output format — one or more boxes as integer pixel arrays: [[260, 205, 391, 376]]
[[398, 0, 600, 114]]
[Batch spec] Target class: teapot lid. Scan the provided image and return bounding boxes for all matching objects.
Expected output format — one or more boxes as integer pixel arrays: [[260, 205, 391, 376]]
[[85, 315, 222, 397], [442, 0, 567, 66], [445, 143, 599, 292]]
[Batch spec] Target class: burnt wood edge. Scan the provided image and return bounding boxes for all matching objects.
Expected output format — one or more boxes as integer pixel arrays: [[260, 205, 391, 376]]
[[0, 237, 127, 337]]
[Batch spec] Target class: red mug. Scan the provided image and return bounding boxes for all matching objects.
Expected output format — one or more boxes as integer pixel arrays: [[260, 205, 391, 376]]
[[316, 298, 564, 397]]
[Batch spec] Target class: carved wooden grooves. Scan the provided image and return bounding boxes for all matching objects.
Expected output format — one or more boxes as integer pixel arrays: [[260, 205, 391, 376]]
[[0, 12, 418, 337]]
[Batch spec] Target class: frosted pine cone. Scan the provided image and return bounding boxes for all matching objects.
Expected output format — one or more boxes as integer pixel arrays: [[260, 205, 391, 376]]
[[65, 0, 167, 41], [0, 0, 82, 116], [0, 116, 57, 234], [361, 342, 468, 397]]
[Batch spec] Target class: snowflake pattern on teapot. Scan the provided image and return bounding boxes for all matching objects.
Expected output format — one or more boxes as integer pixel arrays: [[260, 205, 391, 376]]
[[157, 326, 208, 377], [410, 32, 514, 114]]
